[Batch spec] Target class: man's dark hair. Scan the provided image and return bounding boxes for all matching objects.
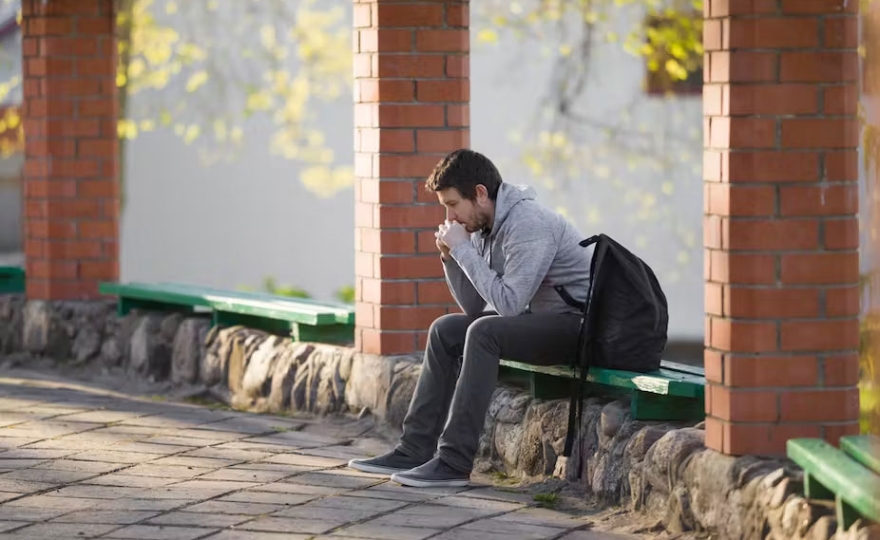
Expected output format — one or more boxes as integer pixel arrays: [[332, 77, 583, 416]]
[[425, 149, 503, 201]]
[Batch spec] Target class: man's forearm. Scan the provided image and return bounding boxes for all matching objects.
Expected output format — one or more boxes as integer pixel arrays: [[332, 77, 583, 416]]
[[442, 257, 486, 316]]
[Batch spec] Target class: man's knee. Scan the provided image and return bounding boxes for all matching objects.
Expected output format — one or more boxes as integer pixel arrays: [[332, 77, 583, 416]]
[[463, 315, 500, 344], [429, 313, 469, 336]]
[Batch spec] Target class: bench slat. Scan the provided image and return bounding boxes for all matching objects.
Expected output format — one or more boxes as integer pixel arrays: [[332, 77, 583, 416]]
[[498, 359, 704, 399], [155, 282, 354, 324], [99, 282, 349, 326], [0, 266, 25, 294], [840, 435, 880, 476], [787, 438, 880, 527], [659, 360, 705, 377]]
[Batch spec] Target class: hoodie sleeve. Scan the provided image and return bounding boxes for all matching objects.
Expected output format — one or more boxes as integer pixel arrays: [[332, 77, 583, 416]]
[[449, 214, 557, 317], [442, 256, 487, 317]]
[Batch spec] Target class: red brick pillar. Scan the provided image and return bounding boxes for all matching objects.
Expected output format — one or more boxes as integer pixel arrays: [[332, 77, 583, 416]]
[[353, 0, 468, 355], [21, 0, 119, 301], [704, 0, 861, 455]]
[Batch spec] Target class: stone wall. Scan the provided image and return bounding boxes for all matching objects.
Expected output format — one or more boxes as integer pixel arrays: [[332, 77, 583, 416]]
[[0, 296, 877, 540]]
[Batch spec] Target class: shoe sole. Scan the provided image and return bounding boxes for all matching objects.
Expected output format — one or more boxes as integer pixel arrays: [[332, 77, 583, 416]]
[[347, 458, 409, 476], [390, 472, 470, 488]]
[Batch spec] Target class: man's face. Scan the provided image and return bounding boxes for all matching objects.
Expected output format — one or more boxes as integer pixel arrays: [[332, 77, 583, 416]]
[[437, 187, 490, 233]]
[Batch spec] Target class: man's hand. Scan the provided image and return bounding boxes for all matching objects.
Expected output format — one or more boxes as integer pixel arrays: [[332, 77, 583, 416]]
[[435, 232, 451, 260], [437, 220, 470, 250]]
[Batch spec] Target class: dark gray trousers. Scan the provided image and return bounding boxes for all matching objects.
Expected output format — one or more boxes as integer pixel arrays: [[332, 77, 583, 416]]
[[395, 311, 582, 473]]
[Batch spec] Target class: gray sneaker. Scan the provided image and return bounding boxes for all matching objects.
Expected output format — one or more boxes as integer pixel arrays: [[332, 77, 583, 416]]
[[348, 449, 428, 475], [390, 457, 470, 488]]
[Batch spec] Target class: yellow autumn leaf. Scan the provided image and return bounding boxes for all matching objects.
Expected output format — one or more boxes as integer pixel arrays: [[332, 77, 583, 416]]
[[477, 29, 499, 44], [185, 70, 208, 92]]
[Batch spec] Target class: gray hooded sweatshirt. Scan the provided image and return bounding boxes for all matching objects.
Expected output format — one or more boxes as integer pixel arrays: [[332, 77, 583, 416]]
[[444, 183, 593, 318]]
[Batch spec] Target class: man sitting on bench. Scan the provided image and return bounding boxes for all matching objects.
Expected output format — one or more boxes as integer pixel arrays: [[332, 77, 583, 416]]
[[348, 149, 593, 487]]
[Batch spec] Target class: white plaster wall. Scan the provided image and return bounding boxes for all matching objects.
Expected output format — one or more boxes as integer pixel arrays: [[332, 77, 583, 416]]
[[118, 0, 705, 340]]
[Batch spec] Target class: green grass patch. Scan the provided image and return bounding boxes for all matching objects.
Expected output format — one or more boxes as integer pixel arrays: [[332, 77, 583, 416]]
[[533, 493, 558, 508]]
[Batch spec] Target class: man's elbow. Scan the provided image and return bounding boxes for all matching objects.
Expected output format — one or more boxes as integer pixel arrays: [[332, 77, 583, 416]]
[[495, 299, 528, 317]]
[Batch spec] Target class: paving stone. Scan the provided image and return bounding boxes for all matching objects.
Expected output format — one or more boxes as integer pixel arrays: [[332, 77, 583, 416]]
[[98, 499, 190, 512], [198, 468, 288, 483], [206, 531, 311, 540], [238, 516, 344, 535], [145, 511, 251, 528], [84, 474, 178, 488], [68, 450, 165, 464], [457, 518, 562, 540], [213, 442, 296, 454], [334, 523, 440, 540], [183, 500, 287, 515], [229, 463, 315, 474], [295, 446, 373, 461], [4, 421, 103, 438], [0, 441, 50, 452], [44, 485, 146, 499], [0, 523, 27, 534], [0, 506, 70, 521], [1, 467, 98, 484], [8, 522, 118, 538], [198, 417, 303, 435], [309, 496, 409, 513], [144, 436, 220, 447], [0, 478, 55, 494], [55, 411, 150, 424], [494, 507, 592, 529], [183, 448, 273, 462], [273, 503, 388, 523], [33, 459, 124, 474], [92, 426, 163, 437], [247, 483, 343, 496], [430, 529, 513, 540], [50, 510, 159, 524], [0, 413, 52, 428], [433, 495, 526, 513], [123, 464, 213, 479], [108, 442, 193, 455], [3, 493, 100, 510], [102, 524, 216, 540], [0, 460, 43, 470], [368, 504, 487, 529], [283, 472, 382, 490], [165, 429, 244, 442], [343, 485, 439, 502], [459, 488, 536, 505], [151, 456, 238, 469], [218, 491, 317, 506], [260, 454, 346, 468], [558, 531, 637, 540]]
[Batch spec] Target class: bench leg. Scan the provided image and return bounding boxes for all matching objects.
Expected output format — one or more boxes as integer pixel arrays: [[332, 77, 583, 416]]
[[292, 323, 355, 345], [119, 298, 194, 317], [836, 494, 860, 530], [213, 311, 294, 336], [630, 392, 705, 421]]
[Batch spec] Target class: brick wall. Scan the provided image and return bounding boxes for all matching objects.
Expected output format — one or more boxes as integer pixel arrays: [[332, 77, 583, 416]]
[[353, 0, 469, 355], [20, 0, 119, 301], [703, 0, 861, 455]]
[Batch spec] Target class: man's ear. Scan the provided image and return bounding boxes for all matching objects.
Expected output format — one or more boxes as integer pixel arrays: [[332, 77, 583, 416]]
[[475, 184, 489, 202]]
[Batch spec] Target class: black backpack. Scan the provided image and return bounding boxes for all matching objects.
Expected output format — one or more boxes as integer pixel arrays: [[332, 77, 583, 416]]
[[555, 234, 669, 461]]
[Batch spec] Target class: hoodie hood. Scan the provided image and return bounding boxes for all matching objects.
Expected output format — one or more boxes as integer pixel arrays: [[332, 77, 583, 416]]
[[490, 183, 536, 236]]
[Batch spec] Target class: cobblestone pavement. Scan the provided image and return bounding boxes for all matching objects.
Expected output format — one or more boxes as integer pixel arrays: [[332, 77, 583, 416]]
[[0, 371, 640, 540]]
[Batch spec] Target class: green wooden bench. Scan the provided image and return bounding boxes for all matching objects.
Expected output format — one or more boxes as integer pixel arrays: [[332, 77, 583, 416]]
[[0, 266, 24, 294], [98, 281, 355, 344], [787, 435, 880, 529], [498, 359, 706, 421]]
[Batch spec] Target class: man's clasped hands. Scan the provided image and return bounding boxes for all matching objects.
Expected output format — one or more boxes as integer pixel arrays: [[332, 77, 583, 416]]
[[434, 220, 470, 259]]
